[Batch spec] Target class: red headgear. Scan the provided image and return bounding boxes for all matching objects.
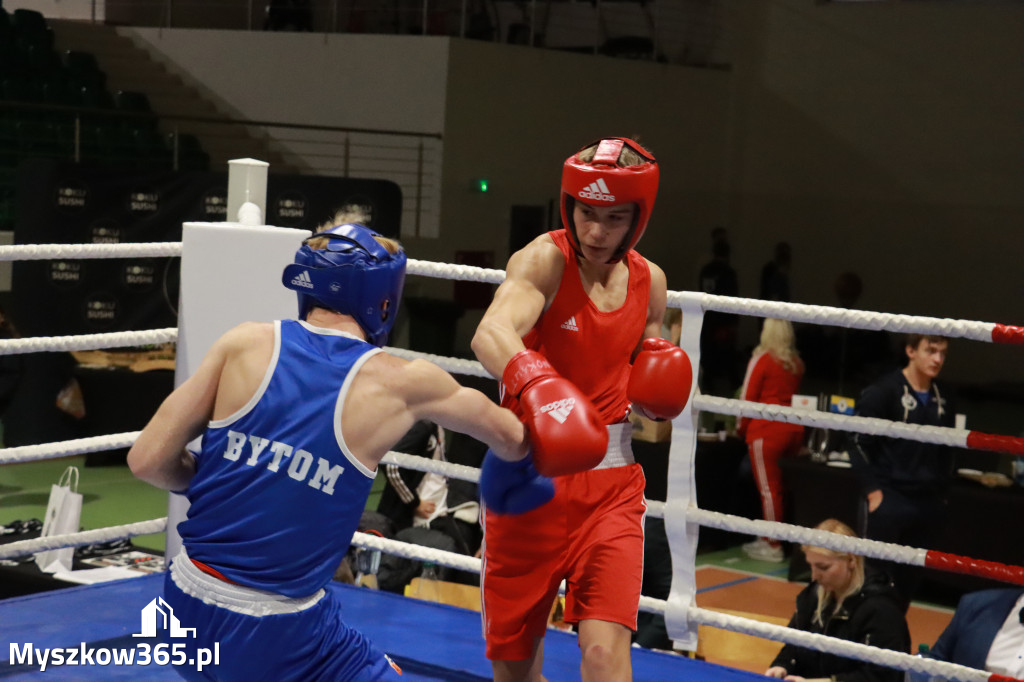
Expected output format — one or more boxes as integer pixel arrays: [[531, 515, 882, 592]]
[[560, 137, 659, 263]]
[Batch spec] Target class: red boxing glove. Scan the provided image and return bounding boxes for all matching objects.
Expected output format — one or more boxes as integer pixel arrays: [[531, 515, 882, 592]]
[[503, 350, 608, 477], [628, 338, 693, 421]]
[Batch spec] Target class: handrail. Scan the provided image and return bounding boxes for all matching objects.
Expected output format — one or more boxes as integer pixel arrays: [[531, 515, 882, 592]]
[[0, 99, 444, 235], [0, 100, 443, 140]]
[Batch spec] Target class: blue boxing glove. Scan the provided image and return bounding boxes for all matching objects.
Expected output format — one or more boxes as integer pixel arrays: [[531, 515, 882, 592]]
[[479, 450, 554, 515]]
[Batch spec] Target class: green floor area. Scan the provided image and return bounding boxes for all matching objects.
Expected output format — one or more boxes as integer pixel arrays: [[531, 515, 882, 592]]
[[0, 457, 387, 555], [696, 544, 794, 579], [0, 457, 169, 553]]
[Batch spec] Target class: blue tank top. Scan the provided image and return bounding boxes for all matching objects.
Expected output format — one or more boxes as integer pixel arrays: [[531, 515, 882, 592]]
[[178, 319, 380, 597]]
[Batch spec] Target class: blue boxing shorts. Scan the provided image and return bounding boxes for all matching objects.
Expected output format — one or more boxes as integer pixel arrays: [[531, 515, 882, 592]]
[[162, 549, 402, 681]]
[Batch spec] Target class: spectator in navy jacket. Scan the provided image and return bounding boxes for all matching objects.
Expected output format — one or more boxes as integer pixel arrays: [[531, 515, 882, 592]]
[[916, 588, 1024, 678]]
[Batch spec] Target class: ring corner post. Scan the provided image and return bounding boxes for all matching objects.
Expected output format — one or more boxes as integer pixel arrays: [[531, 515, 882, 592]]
[[164, 158, 306, 561], [663, 291, 705, 653], [226, 158, 270, 225]]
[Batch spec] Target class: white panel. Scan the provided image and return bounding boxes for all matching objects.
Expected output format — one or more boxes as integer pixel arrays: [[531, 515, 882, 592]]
[[174, 222, 309, 384], [166, 221, 311, 559]]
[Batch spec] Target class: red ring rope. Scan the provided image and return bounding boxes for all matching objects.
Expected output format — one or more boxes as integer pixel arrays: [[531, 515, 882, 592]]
[[965, 431, 1024, 457], [923, 551, 1024, 586], [991, 323, 1024, 344]]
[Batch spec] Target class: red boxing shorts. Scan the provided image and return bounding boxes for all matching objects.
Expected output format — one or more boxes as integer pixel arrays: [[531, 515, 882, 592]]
[[480, 463, 646, 661]]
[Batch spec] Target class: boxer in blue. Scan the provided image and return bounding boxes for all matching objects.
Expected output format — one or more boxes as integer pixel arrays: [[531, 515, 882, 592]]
[[127, 222, 578, 680]]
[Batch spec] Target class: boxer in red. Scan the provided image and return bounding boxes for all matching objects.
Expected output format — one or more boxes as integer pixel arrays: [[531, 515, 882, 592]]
[[472, 137, 692, 681]]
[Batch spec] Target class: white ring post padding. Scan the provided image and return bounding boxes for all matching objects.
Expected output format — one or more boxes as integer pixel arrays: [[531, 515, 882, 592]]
[[174, 222, 309, 386], [167, 221, 312, 560], [664, 291, 705, 651]]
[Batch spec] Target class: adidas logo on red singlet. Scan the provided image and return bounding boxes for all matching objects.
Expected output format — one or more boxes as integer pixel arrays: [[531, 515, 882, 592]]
[[540, 398, 576, 424], [560, 316, 579, 332], [577, 178, 615, 202]]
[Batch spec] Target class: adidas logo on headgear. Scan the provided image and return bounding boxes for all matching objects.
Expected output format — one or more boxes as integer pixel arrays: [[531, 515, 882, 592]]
[[577, 178, 615, 202], [291, 270, 314, 289]]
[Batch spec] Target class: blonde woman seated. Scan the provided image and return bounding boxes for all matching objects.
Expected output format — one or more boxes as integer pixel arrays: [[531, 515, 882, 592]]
[[766, 519, 910, 682]]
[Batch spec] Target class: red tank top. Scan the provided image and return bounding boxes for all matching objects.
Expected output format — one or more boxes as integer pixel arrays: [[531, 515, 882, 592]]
[[505, 230, 650, 425], [738, 350, 805, 439]]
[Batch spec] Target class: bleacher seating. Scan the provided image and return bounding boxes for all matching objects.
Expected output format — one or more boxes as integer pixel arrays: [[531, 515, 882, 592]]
[[0, 8, 209, 230], [168, 132, 210, 172], [11, 9, 54, 47]]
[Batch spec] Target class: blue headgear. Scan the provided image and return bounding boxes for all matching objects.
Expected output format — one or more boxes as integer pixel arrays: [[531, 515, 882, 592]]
[[281, 223, 406, 347]]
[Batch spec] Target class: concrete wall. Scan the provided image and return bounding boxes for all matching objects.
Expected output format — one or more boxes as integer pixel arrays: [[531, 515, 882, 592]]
[[124, 29, 449, 133], [720, 0, 1024, 387], [119, 26, 733, 354], [429, 39, 732, 350], [118, 0, 1024, 389], [6, 0, 100, 20]]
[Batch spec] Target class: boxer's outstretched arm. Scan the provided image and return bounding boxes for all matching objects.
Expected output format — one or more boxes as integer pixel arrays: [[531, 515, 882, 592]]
[[398, 358, 528, 463], [341, 353, 528, 467], [471, 236, 564, 380]]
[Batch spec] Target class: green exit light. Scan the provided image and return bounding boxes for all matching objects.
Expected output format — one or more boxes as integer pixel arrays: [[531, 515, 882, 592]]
[[473, 179, 489, 193]]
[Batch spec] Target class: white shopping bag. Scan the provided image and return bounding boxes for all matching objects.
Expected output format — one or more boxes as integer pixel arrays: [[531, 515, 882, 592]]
[[34, 466, 83, 573]]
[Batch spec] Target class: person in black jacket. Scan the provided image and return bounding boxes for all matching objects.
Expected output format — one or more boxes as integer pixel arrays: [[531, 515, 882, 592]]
[[850, 334, 955, 606], [767, 519, 910, 682], [377, 420, 446, 531], [376, 420, 484, 588]]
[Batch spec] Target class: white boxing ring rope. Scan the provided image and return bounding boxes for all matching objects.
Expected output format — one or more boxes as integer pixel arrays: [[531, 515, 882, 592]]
[[666, 290, 1024, 345], [1, 242, 1022, 682]]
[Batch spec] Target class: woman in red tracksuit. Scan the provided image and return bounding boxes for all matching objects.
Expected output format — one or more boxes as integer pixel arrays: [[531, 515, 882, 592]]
[[737, 318, 805, 562]]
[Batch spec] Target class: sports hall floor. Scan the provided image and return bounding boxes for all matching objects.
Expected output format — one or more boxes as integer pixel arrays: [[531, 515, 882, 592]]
[[0, 455, 955, 677]]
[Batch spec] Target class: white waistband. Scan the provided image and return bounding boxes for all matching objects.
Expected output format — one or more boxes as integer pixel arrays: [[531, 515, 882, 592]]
[[170, 548, 325, 617], [593, 422, 635, 470]]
